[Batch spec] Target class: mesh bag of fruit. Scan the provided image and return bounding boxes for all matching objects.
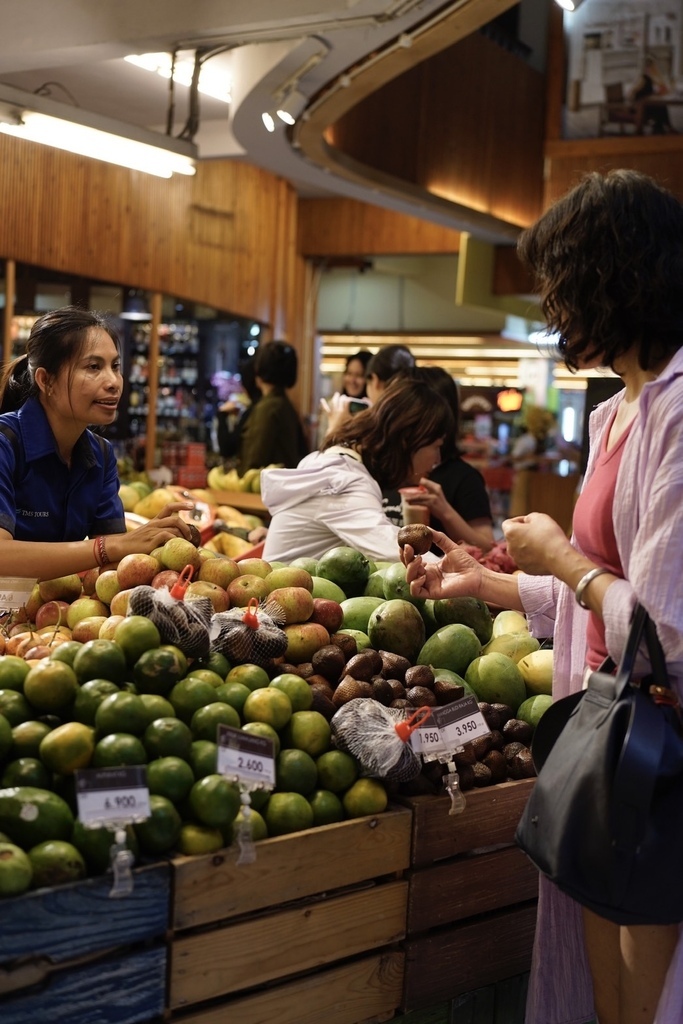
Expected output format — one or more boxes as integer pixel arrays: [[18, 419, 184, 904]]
[[127, 567, 212, 660], [210, 597, 288, 666], [331, 698, 432, 782]]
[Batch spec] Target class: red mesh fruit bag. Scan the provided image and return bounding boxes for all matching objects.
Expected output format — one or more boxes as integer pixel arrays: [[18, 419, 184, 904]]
[[127, 566, 212, 660], [210, 597, 288, 666]]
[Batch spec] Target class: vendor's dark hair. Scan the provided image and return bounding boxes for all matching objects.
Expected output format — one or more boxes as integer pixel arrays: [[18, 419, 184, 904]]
[[323, 376, 454, 489], [0, 305, 121, 413], [410, 366, 461, 459], [365, 344, 415, 383], [254, 340, 298, 389], [517, 169, 683, 372]]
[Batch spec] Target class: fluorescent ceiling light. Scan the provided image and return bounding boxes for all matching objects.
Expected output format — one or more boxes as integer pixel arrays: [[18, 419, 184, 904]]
[[0, 83, 197, 178], [124, 52, 232, 104]]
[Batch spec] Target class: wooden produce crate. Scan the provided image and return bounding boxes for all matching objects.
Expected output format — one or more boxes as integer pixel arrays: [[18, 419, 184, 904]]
[[168, 808, 411, 1024], [0, 863, 170, 1024], [399, 780, 538, 1011]]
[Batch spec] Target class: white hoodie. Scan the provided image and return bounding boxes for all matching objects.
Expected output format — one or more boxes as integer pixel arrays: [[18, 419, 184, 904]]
[[261, 448, 404, 563]]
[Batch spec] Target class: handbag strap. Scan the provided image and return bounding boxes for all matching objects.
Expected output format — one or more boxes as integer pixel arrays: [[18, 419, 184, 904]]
[[615, 603, 669, 698]]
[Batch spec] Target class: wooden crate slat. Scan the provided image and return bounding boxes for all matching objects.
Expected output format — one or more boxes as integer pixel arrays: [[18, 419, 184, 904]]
[[172, 807, 411, 930], [0, 944, 166, 1024], [168, 951, 404, 1024], [407, 847, 539, 933], [170, 880, 407, 1009], [402, 903, 537, 1010], [0, 864, 170, 965], [404, 780, 535, 867]]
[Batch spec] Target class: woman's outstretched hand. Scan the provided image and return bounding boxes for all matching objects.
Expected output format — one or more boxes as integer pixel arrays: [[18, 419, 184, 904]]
[[112, 502, 195, 560], [401, 529, 484, 600]]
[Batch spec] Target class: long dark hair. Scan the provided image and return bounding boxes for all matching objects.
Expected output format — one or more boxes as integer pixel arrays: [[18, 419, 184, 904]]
[[365, 344, 415, 384], [323, 375, 454, 489], [517, 169, 683, 372], [407, 366, 460, 459], [0, 306, 121, 413]]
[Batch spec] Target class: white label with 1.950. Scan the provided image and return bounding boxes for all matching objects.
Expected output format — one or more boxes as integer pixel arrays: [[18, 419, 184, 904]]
[[217, 724, 276, 787], [435, 695, 490, 746], [75, 766, 151, 827]]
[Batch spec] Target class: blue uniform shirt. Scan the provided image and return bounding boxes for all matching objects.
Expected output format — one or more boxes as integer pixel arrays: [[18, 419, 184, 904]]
[[0, 397, 125, 541]]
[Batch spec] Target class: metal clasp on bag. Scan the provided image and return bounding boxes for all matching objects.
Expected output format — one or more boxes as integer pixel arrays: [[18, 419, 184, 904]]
[[649, 684, 681, 708]]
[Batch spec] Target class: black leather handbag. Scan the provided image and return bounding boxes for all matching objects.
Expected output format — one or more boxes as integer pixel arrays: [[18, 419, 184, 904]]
[[515, 603, 683, 925]]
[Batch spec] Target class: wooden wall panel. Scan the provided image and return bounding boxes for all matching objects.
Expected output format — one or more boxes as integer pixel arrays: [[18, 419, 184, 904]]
[[0, 136, 300, 333], [298, 197, 461, 257], [327, 33, 546, 230], [544, 139, 683, 208]]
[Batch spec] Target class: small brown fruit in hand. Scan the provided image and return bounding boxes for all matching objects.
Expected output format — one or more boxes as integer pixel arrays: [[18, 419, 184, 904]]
[[397, 524, 433, 555], [187, 522, 202, 547]]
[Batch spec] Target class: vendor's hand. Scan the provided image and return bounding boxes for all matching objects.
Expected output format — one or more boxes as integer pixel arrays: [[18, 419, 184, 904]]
[[248, 525, 269, 545], [502, 512, 572, 575], [113, 502, 195, 560], [403, 530, 484, 599]]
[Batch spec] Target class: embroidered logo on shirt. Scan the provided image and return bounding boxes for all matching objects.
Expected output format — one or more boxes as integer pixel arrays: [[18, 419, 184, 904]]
[[17, 509, 50, 518]]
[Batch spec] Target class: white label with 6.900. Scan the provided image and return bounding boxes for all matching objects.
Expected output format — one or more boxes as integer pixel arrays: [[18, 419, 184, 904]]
[[75, 766, 151, 826]]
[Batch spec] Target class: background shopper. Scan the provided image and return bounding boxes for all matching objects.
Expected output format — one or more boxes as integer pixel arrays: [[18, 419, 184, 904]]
[[238, 340, 309, 472], [404, 169, 683, 1024]]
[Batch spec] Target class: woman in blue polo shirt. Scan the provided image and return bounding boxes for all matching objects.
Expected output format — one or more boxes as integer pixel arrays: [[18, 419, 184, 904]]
[[0, 306, 193, 579]]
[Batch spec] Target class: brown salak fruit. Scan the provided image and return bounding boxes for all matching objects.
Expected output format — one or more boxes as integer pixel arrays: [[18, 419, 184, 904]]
[[397, 524, 433, 555]]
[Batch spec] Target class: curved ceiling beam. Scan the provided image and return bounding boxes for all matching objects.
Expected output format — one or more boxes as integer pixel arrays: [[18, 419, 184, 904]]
[[293, 0, 524, 243]]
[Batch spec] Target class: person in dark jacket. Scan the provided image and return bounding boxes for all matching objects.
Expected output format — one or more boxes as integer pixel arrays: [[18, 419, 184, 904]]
[[238, 340, 308, 472], [216, 356, 261, 461]]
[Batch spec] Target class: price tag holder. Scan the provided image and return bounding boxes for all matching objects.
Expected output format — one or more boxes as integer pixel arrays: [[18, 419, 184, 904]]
[[75, 766, 151, 827], [411, 695, 490, 754], [217, 724, 276, 788], [0, 577, 37, 618]]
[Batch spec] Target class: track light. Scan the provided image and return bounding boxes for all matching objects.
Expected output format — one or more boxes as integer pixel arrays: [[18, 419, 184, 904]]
[[0, 83, 196, 178], [554, 0, 586, 10], [120, 290, 152, 322], [276, 91, 307, 126], [261, 110, 276, 132]]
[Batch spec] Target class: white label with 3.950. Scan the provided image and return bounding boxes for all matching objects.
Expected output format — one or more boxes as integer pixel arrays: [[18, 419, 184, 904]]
[[437, 695, 490, 746]]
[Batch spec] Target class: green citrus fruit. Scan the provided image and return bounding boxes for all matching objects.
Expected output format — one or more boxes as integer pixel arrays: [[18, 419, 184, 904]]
[[10, 720, 53, 759], [186, 668, 225, 689], [113, 616, 162, 665], [241, 721, 280, 758], [275, 748, 318, 795], [72, 679, 120, 726], [0, 656, 31, 692], [134, 794, 182, 855], [315, 750, 359, 793], [225, 663, 270, 692], [264, 792, 314, 836], [281, 710, 332, 757], [95, 691, 149, 736], [189, 774, 240, 828], [133, 646, 185, 695], [71, 820, 138, 874], [143, 717, 193, 761], [39, 722, 95, 774], [309, 789, 344, 826], [0, 714, 13, 760], [214, 681, 251, 716], [229, 807, 268, 842], [0, 690, 32, 727], [28, 840, 86, 888], [177, 823, 224, 856], [0, 842, 33, 895], [2, 756, 52, 789], [72, 639, 127, 685], [139, 694, 176, 724], [342, 778, 388, 817], [169, 677, 218, 724], [92, 732, 148, 768], [188, 740, 218, 779], [195, 651, 231, 680], [146, 756, 195, 802], [190, 702, 240, 742], [48, 641, 84, 668], [243, 687, 292, 730], [160, 644, 188, 676], [269, 674, 313, 712], [23, 661, 79, 715]]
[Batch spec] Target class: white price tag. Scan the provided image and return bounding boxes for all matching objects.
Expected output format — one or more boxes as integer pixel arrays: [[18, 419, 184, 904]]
[[75, 767, 150, 827], [0, 577, 37, 616], [217, 725, 276, 788], [411, 724, 449, 755], [437, 695, 490, 746]]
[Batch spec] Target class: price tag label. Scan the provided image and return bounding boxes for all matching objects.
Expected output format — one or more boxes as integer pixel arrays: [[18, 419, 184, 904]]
[[75, 766, 150, 827], [0, 577, 37, 617], [411, 724, 449, 755], [436, 695, 490, 746], [217, 725, 276, 788]]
